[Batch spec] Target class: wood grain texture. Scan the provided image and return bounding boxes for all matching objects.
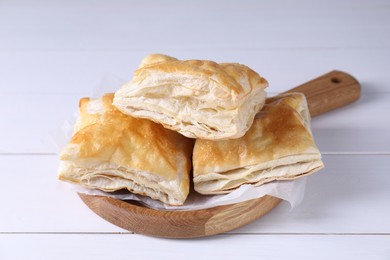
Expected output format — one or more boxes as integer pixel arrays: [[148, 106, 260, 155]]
[[0, 1, 388, 258], [78, 194, 281, 238], [78, 71, 361, 238], [284, 70, 361, 117]]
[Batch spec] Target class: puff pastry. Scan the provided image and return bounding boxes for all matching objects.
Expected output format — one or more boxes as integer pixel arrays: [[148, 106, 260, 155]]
[[58, 93, 194, 205], [113, 54, 268, 140], [193, 93, 324, 194]]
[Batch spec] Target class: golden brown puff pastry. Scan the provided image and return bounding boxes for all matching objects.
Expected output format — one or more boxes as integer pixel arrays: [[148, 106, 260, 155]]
[[58, 93, 194, 206], [113, 54, 268, 140], [192, 93, 324, 195]]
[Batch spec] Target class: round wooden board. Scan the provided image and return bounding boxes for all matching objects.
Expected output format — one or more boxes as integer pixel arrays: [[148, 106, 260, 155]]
[[76, 71, 361, 238], [78, 193, 282, 238]]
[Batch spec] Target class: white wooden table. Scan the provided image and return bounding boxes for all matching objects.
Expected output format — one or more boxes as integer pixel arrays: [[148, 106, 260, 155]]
[[1, 1, 389, 259]]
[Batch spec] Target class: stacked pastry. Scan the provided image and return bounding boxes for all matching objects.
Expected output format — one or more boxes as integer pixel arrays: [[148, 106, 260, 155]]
[[58, 54, 324, 206]]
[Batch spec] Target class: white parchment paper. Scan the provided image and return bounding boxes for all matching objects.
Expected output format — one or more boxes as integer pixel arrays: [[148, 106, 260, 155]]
[[54, 75, 308, 211], [65, 178, 306, 211]]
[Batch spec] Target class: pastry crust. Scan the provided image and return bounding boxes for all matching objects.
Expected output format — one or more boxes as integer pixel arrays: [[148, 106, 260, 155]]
[[113, 54, 268, 140], [193, 93, 324, 194], [58, 93, 194, 205]]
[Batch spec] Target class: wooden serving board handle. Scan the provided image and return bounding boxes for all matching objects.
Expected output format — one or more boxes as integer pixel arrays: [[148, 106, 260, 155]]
[[78, 70, 361, 238], [284, 70, 361, 117]]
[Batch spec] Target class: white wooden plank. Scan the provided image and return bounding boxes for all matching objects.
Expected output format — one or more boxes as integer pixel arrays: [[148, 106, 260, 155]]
[[1, 0, 389, 50], [312, 92, 390, 153], [0, 92, 389, 154], [1, 49, 389, 95], [1, 155, 389, 234], [0, 234, 388, 260], [0, 154, 123, 233], [0, 94, 80, 154], [1, 0, 388, 258], [231, 154, 390, 234]]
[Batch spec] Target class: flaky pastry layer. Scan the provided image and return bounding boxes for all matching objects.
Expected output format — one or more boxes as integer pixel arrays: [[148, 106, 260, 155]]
[[193, 93, 324, 194], [58, 93, 193, 205], [113, 54, 268, 140]]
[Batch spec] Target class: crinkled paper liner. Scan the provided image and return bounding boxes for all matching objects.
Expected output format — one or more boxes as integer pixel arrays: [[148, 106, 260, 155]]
[[53, 75, 308, 211]]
